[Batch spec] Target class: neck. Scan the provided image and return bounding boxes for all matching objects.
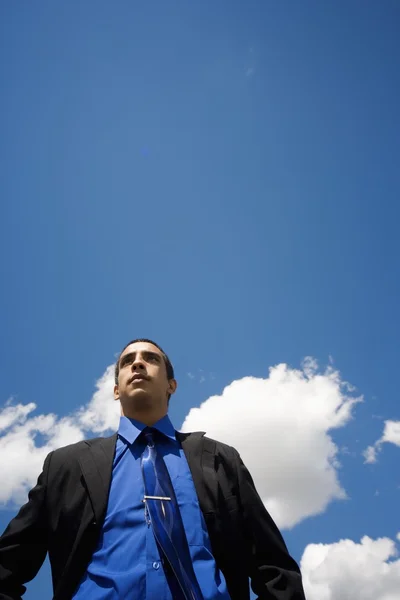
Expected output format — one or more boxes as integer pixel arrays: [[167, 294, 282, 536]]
[[120, 403, 168, 427]]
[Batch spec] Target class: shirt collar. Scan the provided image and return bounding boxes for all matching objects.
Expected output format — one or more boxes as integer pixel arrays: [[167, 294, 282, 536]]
[[118, 413, 177, 446]]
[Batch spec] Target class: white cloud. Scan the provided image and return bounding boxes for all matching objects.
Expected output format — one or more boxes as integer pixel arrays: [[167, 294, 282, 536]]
[[301, 533, 400, 600], [364, 420, 400, 463], [0, 402, 37, 432], [77, 365, 119, 433], [0, 366, 119, 505], [181, 357, 361, 529], [382, 420, 400, 445], [363, 444, 378, 464], [0, 357, 362, 528]]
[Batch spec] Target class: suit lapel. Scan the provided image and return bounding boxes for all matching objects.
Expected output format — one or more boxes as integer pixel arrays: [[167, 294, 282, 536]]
[[78, 433, 117, 524], [78, 431, 218, 519], [177, 430, 219, 514]]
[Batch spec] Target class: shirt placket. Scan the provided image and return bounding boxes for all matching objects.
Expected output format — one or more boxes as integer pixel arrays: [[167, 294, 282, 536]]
[[145, 507, 173, 600]]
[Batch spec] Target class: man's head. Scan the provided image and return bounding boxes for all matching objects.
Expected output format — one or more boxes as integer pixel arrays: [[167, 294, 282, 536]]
[[114, 339, 177, 418]]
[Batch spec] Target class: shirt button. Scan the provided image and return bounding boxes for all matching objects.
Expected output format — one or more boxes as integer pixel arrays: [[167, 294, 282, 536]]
[[153, 561, 160, 570]]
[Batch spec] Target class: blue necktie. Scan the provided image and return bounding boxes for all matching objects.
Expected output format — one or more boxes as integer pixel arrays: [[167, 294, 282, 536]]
[[141, 428, 204, 600]]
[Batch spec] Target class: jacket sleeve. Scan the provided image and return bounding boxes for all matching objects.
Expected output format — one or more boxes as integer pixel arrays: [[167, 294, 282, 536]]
[[0, 453, 52, 600], [233, 448, 306, 600]]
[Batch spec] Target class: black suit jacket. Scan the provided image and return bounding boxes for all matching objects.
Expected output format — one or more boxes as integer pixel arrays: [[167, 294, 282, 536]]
[[0, 431, 306, 600]]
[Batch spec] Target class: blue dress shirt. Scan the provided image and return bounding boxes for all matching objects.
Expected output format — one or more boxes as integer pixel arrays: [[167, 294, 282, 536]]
[[72, 415, 231, 600]]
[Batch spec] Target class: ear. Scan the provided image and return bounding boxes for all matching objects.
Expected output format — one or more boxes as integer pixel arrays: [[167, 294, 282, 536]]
[[114, 384, 120, 401], [168, 379, 177, 396]]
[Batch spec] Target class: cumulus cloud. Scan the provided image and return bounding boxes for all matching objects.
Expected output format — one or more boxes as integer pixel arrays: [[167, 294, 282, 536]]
[[301, 532, 400, 600], [0, 366, 119, 506], [76, 365, 119, 433], [181, 358, 361, 529], [364, 420, 400, 464], [1, 357, 361, 529]]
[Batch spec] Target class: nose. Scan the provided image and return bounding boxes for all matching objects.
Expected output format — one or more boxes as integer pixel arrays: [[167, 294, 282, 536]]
[[132, 355, 145, 372]]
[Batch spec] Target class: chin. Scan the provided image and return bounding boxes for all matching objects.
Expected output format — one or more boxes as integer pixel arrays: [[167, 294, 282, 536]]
[[127, 390, 152, 402]]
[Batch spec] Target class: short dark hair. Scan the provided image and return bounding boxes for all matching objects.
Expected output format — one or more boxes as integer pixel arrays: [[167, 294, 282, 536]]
[[114, 338, 175, 385]]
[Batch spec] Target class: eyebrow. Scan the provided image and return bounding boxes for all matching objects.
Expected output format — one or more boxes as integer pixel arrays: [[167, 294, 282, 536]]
[[119, 350, 161, 365]]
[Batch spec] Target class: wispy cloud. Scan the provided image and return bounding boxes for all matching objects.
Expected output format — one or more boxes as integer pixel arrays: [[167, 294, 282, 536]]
[[186, 369, 212, 384], [363, 419, 400, 463]]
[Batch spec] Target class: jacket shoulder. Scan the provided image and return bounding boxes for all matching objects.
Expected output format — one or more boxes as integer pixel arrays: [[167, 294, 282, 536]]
[[178, 430, 239, 464], [202, 434, 239, 461], [48, 433, 117, 466]]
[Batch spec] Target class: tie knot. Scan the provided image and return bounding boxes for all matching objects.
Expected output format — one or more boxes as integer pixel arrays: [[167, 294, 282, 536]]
[[143, 427, 156, 447]]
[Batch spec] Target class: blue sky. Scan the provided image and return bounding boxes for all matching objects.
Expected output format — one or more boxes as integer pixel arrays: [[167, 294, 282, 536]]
[[1, 2, 399, 599]]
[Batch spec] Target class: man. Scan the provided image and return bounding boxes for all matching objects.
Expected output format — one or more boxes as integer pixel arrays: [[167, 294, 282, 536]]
[[0, 339, 306, 600]]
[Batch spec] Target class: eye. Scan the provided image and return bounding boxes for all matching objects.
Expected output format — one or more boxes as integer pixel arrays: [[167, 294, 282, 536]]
[[121, 356, 133, 367]]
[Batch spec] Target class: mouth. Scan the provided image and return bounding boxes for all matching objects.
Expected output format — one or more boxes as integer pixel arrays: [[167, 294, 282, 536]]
[[129, 375, 148, 384]]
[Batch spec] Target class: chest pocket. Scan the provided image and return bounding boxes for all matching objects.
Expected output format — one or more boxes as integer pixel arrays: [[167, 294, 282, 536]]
[[173, 472, 208, 547]]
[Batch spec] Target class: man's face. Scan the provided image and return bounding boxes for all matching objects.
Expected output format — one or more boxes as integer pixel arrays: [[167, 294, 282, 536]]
[[114, 341, 176, 407]]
